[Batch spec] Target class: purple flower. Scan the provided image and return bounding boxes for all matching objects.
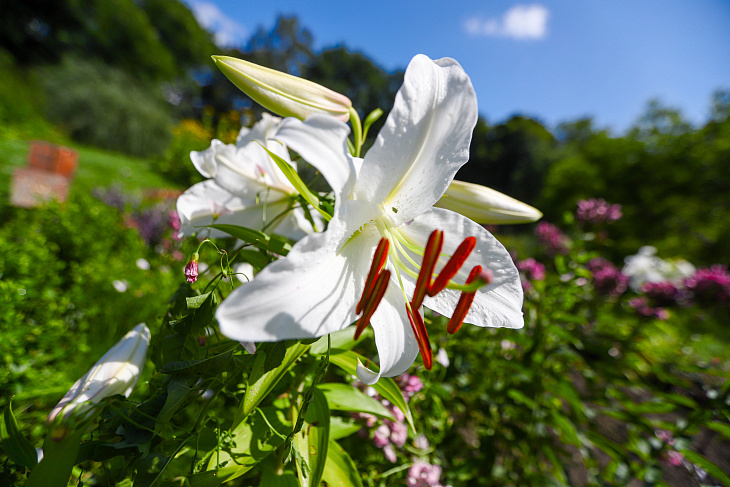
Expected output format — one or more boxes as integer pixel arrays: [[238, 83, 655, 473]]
[[641, 281, 686, 307], [517, 258, 546, 291], [407, 461, 444, 487], [587, 258, 629, 297], [185, 253, 199, 283], [535, 222, 570, 255], [684, 265, 730, 304], [576, 198, 622, 226]]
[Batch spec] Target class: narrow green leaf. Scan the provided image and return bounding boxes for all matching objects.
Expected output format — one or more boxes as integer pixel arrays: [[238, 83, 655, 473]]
[[317, 383, 394, 420], [706, 420, 730, 440], [550, 411, 581, 447], [1, 399, 38, 469], [160, 351, 234, 375], [294, 388, 330, 487], [260, 144, 331, 221], [208, 224, 293, 255], [206, 406, 288, 473], [322, 440, 363, 487], [234, 341, 311, 428], [328, 351, 414, 432], [310, 328, 371, 355], [679, 450, 730, 486], [186, 292, 215, 309]]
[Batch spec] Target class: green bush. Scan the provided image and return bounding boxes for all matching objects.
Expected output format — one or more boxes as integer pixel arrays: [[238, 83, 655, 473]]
[[0, 193, 180, 413], [34, 56, 174, 157]]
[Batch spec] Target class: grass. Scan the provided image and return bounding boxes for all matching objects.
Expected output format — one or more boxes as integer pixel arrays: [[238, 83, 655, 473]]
[[0, 137, 180, 203]]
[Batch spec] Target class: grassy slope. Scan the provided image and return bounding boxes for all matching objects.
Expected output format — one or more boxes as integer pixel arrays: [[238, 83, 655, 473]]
[[0, 138, 180, 203]]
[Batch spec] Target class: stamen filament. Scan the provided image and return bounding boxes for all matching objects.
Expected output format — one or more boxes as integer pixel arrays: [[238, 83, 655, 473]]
[[405, 304, 433, 370], [412, 230, 443, 310], [356, 238, 389, 314], [429, 236, 476, 296], [354, 269, 391, 339], [447, 265, 489, 334]]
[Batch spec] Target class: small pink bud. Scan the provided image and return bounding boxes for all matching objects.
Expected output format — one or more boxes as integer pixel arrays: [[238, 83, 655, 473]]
[[185, 253, 199, 283]]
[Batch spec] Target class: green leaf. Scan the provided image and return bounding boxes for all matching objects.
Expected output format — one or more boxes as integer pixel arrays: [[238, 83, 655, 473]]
[[1, 399, 38, 469], [294, 388, 330, 487], [328, 351, 415, 432], [706, 420, 730, 440], [679, 450, 730, 486], [507, 389, 537, 409], [157, 376, 195, 424], [160, 351, 234, 375], [260, 144, 331, 221], [329, 417, 362, 441], [205, 406, 288, 474], [550, 411, 581, 447], [322, 440, 364, 487], [317, 383, 394, 420], [234, 341, 311, 428], [186, 292, 216, 309], [189, 465, 256, 487], [310, 327, 372, 355], [208, 224, 293, 255]]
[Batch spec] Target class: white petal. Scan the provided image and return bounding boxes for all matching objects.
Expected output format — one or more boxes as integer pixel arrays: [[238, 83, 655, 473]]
[[236, 113, 281, 147], [399, 208, 524, 329], [356, 286, 420, 385], [275, 115, 357, 202], [176, 180, 295, 238], [190, 139, 227, 178], [354, 55, 478, 223], [216, 219, 379, 342]]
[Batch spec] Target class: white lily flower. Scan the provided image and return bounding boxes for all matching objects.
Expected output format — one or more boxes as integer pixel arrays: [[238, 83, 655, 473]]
[[177, 114, 323, 241], [48, 324, 150, 423], [216, 55, 523, 384], [436, 180, 542, 224], [213, 55, 352, 122]]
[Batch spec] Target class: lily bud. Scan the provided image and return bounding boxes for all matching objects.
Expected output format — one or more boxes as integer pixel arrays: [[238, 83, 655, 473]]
[[435, 180, 543, 224], [212, 55, 352, 122], [48, 324, 151, 423]]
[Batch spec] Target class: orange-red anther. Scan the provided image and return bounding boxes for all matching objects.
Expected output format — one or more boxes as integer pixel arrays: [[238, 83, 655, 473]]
[[412, 230, 443, 310], [446, 265, 482, 335], [354, 269, 391, 339], [405, 304, 433, 370], [356, 238, 390, 314], [428, 236, 476, 297]]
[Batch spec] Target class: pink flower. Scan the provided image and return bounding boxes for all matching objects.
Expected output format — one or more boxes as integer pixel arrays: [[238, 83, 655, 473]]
[[587, 258, 629, 297], [535, 222, 570, 255], [684, 265, 730, 304], [576, 198, 622, 226], [398, 373, 424, 400], [407, 461, 443, 487]]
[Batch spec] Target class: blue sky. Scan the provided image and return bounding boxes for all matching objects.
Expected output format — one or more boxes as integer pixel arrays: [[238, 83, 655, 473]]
[[187, 1, 730, 134]]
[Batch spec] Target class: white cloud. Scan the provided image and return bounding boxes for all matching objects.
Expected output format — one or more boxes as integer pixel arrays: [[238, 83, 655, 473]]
[[188, 1, 247, 48], [465, 4, 549, 40]]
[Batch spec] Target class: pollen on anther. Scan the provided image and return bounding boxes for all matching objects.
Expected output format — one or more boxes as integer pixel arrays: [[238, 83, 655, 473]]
[[446, 265, 482, 335]]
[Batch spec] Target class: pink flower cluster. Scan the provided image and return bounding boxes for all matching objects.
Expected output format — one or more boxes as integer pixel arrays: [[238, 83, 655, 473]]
[[684, 265, 730, 304], [655, 430, 684, 467], [641, 281, 687, 307], [535, 222, 570, 255], [407, 461, 447, 487], [629, 297, 669, 320], [516, 258, 546, 291], [587, 258, 629, 297], [355, 373, 424, 463], [575, 198, 622, 226]]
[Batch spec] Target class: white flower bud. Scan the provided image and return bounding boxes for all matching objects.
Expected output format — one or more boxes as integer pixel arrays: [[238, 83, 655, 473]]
[[48, 324, 150, 423], [435, 179, 543, 224]]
